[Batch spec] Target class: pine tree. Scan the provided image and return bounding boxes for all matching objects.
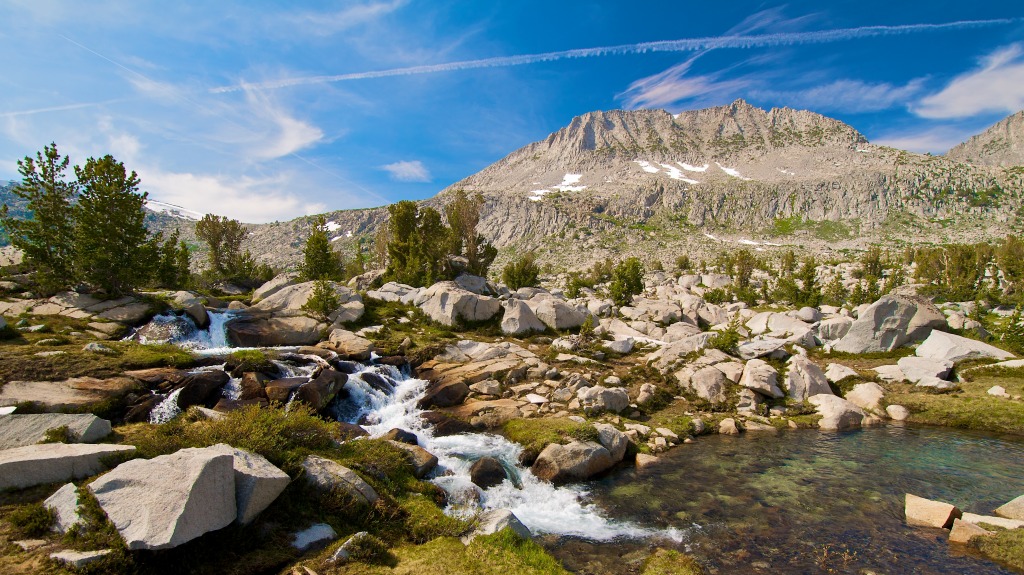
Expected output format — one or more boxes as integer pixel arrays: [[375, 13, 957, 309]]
[[0, 143, 77, 293], [195, 214, 247, 277], [444, 190, 496, 277], [609, 257, 645, 306], [74, 155, 156, 295], [300, 216, 344, 281], [502, 252, 540, 290], [301, 279, 341, 322], [154, 230, 191, 288]]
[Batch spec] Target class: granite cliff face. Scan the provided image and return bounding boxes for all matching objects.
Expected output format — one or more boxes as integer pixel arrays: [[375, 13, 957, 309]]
[[946, 111, 1024, 168]]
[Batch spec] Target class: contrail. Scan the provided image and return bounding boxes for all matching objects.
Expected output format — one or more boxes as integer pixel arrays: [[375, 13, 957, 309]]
[[0, 99, 124, 118], [211, 18, 1019, 93]]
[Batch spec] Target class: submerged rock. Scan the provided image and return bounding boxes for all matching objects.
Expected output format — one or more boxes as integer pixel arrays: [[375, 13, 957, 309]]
[[470, 456, 508, 489]]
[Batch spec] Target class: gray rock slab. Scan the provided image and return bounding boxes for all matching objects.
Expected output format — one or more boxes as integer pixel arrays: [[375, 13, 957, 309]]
[[0, 413, 112, 450], [0, 443, 135, 490], [89, 446, 236, 550]]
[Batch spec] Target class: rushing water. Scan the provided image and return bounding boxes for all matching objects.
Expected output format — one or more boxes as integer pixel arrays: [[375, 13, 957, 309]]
[[161, 318, 1024, 572], [333, 363, 683, 542]]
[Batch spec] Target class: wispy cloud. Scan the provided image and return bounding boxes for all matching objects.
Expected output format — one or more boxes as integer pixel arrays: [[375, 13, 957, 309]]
[[239, 89, 324, 160], [619, 56, 751, 110], [286, 0, 408, 36], [210, 18, 1018, 93], [914, 43, 1024, 119], [0, 100, 122, 118], [381, 160, 431, 182], [752, 78, 926, 113]]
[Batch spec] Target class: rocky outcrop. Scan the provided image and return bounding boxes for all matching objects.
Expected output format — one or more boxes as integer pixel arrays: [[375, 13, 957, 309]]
[[44, 483, 83, 533], [946, 110, 1024, 167], [833, 295, 945, 354], [915, 330, 1015, 363], [739, 359, 783, 399], [205, 444, 290, 525], [318, 328, 374, 360], [417, 281, 501, 326], [225, 315, 325, 347], [531, 441, 615, 484], [251, 272, 300, 304], [784, 355, 832, 401], [524, 295, 587, 330], [0, 377, 138, 412], [252, 281, 364, 323], [89, 446, 237, 550], [0, 443, 135, 490], [807, 394, 864, 430], [576, 386, 629, 413], [500, 299, 547, 336], [301, 455, 379, 506], [0, 413, 112, 450]]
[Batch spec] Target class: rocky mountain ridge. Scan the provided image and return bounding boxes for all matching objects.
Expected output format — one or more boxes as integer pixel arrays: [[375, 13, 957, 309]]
[[947, 110, 1024, 168], [245, 101, 1024, 271]]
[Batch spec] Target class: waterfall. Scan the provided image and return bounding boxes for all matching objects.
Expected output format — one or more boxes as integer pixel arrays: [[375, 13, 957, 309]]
[[334, 364, 684, 542], [149, 388, 183, 424]]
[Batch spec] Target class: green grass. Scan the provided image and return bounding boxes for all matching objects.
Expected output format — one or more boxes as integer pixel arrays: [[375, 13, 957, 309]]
[[321, 529, 571, 575], [976, 528, 1024, 572], [502, 418, 597, 456], [0, 335, 195, 384], [641, 549, 707, 575], [399, 494, 471, 543], [117, 403, 340, 473], [884, 377, 1024, 435]]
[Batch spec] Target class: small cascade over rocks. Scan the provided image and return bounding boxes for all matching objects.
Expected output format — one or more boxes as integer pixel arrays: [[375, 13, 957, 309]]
[[129, 311, 237, 353], [330, 363, 684, 542], [139, 316, 682, 542]]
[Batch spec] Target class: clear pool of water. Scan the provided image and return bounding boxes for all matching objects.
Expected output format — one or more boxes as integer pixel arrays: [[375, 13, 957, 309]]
[[552, 424, 1024, 574]]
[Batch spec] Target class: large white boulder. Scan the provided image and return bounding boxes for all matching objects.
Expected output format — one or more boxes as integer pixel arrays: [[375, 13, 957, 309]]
[[500, 299, 547, 336], [205, 444, 290, 525], [44, 483, 83, 533], [592, 423, 628, 462], [525, 296, 586, 330], [739, 359, 784, 398], [833, 295, 946, 354], [897, 356, 954, 383], [417, 281, 501, 327], [0, 413, 112, 450], [686, 365, 730, 404], [808, 394, 865, 430], [531, 441, 614, 484], [915, 330, 1014, 363], [89, 446, 237, 550], [784, 356, 833, 401], [576, 386, 629, 413], [824, 363, 859, 383], [0, 443, 135, 490], [252, 280, 364, 323], [251, 272, 300, 304], [816, 316, 853, 341], [845, 381, 886, 412]]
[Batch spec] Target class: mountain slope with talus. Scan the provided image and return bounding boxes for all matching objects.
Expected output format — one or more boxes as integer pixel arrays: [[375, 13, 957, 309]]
[[218, 102, 1024, 269], [946, 110, 1024, 168]]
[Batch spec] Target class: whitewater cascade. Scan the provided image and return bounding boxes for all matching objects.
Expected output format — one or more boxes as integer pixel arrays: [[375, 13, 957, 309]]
[[156, 315, 683, 541]]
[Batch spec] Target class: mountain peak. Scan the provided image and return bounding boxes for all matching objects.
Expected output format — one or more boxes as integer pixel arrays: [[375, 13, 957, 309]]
[[946, 110, 1024, 167]]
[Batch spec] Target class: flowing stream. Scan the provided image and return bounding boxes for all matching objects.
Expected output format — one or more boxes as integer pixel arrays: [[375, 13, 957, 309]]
[[155, 315, 1024, 573]]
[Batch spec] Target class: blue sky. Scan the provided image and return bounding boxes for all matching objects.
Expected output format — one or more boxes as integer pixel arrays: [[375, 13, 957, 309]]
[[1, 1, 1023, 222]]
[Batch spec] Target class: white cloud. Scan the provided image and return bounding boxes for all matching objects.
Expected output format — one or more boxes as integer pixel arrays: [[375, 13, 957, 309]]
[[915, 43, 1024, 119], [286, 0, 408, 36], [618, 57, 751, 110], [872, 126, 978, 154], [753, 78, 925, 113], [139, 167, 327, 223], [237, 89, 324, 160], [381, 160, 431, 182]]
